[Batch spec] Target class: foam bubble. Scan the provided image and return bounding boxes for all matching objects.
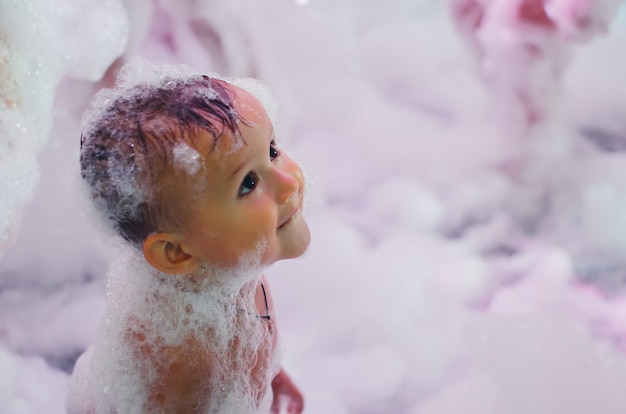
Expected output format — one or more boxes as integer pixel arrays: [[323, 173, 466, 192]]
[[0, 0, 127, 253], [116, 57, 199, 91], [0, 348, 67, 414], [81, 58, 205, 142], [172, 142, 202, 175], [0, 0, 128, 148], [65, 347, 95, 414], [0, 347, 18, 412], [0, 109, 39, 250], [366, 177, 444, 233], [227, 77, 279, 124], [82, 58, 279, 144]]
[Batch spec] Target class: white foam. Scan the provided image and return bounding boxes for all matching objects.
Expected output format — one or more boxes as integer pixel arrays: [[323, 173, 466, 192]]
[[83, 57, 279, 133], [0, 0, 127, 148], [227, 77, 279, 124], [0, 347, 67, 414], [0, 347, 18, 413], [0, 0, 127, 253], [172, 142, 202, 175], [116, 56, 199, 91], [0, 109, 39, 250], [65, 347, 96, 414], [82, 247, 277, 413], [80, 58, 199, 143]]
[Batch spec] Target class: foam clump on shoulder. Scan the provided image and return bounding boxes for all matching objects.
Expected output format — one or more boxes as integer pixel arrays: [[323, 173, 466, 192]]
[[84, 246, 277, 413]]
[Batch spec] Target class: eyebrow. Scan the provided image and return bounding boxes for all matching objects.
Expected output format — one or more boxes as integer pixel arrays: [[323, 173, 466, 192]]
[[230, 155, 253, 181], [228, 126, 276, 181]]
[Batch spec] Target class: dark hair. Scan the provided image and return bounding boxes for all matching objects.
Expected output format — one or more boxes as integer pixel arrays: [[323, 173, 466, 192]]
[[80, 75, 244, 247]]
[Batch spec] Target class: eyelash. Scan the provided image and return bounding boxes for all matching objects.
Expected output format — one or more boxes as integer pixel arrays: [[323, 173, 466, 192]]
[[238, 141, 280, 197]]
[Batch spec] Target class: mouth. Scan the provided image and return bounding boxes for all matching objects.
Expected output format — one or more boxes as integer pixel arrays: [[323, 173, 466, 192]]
[[278, 200, 302, 230]]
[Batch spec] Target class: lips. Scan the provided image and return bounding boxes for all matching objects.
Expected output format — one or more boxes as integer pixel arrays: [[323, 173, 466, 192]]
[[278, 200, 302, 230]]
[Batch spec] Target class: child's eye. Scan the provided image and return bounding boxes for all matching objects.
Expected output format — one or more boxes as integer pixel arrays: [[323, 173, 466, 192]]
[[239, 172, 258, 196], [270, 141, 280, 161]]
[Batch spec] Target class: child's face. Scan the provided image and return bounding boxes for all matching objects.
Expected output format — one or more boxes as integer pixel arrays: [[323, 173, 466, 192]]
[[177, 85, 310, 268]]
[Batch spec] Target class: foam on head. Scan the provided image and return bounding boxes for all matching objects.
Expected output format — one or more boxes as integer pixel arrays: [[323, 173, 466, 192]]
[[172, 141, 202, 175], [80, 58, 280, 248], [82, 57, 278, 137], [226, 76, 279, 125]]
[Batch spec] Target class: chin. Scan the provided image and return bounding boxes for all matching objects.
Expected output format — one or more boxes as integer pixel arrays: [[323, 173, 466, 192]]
[[288, 241, 310, 259], [286, 224, 311, 259], [274, 222, 311, 262]]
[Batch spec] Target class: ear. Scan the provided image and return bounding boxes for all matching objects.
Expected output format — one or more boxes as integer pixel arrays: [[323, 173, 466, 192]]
[[142, 232, 198, 275]]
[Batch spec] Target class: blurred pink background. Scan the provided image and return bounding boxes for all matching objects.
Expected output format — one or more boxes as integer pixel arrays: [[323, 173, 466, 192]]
[[1, 1, 626, 413]]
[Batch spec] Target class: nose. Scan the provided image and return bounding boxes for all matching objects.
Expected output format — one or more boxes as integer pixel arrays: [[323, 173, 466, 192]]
[[272, 166, 300, 204]]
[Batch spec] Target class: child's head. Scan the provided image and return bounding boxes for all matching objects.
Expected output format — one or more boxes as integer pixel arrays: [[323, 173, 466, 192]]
[[81, 64, 310, 273]]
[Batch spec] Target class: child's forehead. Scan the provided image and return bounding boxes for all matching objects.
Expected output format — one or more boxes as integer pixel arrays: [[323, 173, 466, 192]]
[[205, 86, 271, 151], [228, 84, 269, 124], [163, 83, 273, 175]]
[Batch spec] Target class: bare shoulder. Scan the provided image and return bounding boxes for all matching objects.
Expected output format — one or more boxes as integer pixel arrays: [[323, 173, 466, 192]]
[[124, 316, 216, 413]]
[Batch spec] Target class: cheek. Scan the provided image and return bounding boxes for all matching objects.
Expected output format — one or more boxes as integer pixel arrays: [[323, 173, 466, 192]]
[[236, 210, 280, 264], [236, 200, 278, 238]]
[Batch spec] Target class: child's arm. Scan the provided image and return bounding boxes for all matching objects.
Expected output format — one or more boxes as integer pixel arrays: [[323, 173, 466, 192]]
[[259, 276, 304, 413], [270, 368, 304, 414]]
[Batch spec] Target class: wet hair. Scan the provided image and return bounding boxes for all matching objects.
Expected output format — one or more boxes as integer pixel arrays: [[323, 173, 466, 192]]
[[80, 75, 245, 248]]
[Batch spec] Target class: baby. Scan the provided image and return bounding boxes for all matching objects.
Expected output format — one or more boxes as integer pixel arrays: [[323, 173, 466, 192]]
[[66, 61, 310, 414]]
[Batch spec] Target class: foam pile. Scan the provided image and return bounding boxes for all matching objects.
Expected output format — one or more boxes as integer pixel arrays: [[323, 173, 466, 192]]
[[0, 0, 128, 249]]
